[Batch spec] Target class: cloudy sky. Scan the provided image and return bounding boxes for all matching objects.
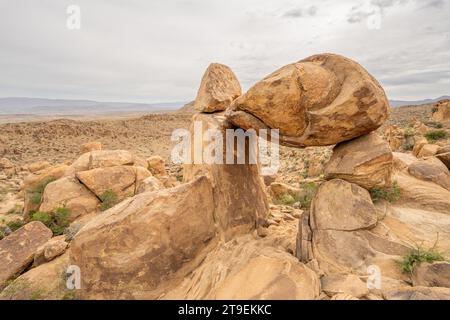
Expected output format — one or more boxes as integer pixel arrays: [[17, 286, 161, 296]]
[[0, 0, 449, 103]]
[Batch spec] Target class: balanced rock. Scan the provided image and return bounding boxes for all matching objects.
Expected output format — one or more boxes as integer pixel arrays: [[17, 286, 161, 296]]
[[0, 222, 52, 290], [225, 53, 389, 147], [194, 63, 242, 113], [324, 133, 393, 189]]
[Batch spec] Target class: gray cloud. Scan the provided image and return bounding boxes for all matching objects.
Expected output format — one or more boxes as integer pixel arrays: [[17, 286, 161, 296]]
[[0, 0, 449, 103]]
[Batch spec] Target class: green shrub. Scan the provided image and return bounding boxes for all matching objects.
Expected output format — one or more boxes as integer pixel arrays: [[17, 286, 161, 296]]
[[399, 245, 445, 274], [276, 193, 297, 206], [0, 229, 5, 240], [370, 181, 401, 203], [31, 207, 71, 236], [299, 182, 318, 209], [425, 130, 448, 143], [6, 220, 24, 232], [100, 190, 119, 211], [29, 177, 56, 205]]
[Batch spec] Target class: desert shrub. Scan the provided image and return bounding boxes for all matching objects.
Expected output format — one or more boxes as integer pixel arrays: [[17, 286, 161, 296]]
[[100, 189, 119, 211], [276, 193, 297, 206], [6, 220, 24, 232], [31, 207, 71, 236], [370, 181, 401, 203], [29, 177, 56, 205], [299, 182, 318, 208], [0, 229, 5, 240], [425, 130, 448, 143], [425, 121, 443, 129], [399, 244, 445, 274]]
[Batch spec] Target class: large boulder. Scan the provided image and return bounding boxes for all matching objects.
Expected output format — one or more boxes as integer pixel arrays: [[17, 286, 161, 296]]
[[194, 63, 242, 113], [225, 53, 389, 147], [0, 253, 71, 300], [432, 99, 450, 124], [408, 157, 450, 191], [76, 166, 137, 199], [183, 113, 269, 240], [0, 222, 52, 290], [436, 145, 450, 168], [70, 176, 218, 299], [310, 179, 377, 231], [67, 150, 134, 175], [39, 177, 100, 221], [324, 133, 393, 189], [412, 262, 450, 288]]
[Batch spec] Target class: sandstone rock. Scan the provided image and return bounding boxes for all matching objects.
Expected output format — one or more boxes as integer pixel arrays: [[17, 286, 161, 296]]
[[296, 210, 313, 263], [432, 99, 450, 123], [76, 166, 137, 199], [81, 141, 102, 154], [88, 150, 134, 169], [225, 53, 389, 147], [330, 293, 359, 300], [70, 176, 217, 299], [417, 144, 439, 158], [408, 157, 450, 191], [0, 222, 52, 290], [383, 286, 450, 300], [436, 145, 450, 168], [136, 176, 164, 194], [194, 63, 242, 113], [27, 161, 51, 173], [0, 253, 71, 300], [162, 235, 320, 300], [324, 133, 393, 189], [392, 152, 418, 171], [385, 125, 405, 151], [39, 177, 100, 221], [395, 171, 450, 214], [321, 274, 369, 298], [147, 155, 167, 176], [412, 262, 450, 288], [183, 113, 269, 241], [270, 182, 302, 199], [134, 166, 153, 193], [412, 137, 428, 157], [33, 235, 68, 267], [310, 179, 378, 231]]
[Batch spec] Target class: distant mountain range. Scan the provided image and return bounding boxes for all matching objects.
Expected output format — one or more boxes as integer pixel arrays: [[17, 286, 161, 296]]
[[0, 97, 186, 115], [389, 96, 450, 107]]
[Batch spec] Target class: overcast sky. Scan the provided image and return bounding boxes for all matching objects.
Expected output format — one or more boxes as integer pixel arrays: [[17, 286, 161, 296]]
[[0, 0, 449, 103]]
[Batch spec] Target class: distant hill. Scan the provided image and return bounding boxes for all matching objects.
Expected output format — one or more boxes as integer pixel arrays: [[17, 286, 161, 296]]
[[389, 96, 450, 107], [0, 97, 187, 115]]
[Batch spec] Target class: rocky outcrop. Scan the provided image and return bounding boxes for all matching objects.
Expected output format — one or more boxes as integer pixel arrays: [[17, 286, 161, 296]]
[[70, 176, 218, 299], [225, 53, 389, 147], [412, 262, 450, 288], [194, 63, 242, 113], [184, 113, 269, 241], [408, 157, 450, 191], [39, 177, 100, 221], [324, 133, 393, 189], [0, 253, 71, 300], [432, 99, 450, 124], [0, 222, 52, 290]]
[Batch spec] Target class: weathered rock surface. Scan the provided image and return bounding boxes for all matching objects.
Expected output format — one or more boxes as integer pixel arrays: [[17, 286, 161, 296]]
[[39, 177, 100, 221], [76, 166, 137, 199], [412, 262, 450, 288], [392, 152, 418, 171], [0, 222, 52, 290], [321, 274, 369, 298], [408, 157, 450, 191], [184, 113, 269, 241], [136, 176, 164, 194], [310, 179, 378, 231], [432, 99, 450, 124], [225, 53, 389, 147], [70, 176, 218, 299], [0, 253, 71, 300], [417, 144, 439, 158], [33, 235, 68, 267], [436, 145, 450, 168], [194, 63, 242, 113], [81, 141, 102, 154], [383, 286, 450, 300], [146, 155, 167, 176], [324, 133, 393, 189]]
